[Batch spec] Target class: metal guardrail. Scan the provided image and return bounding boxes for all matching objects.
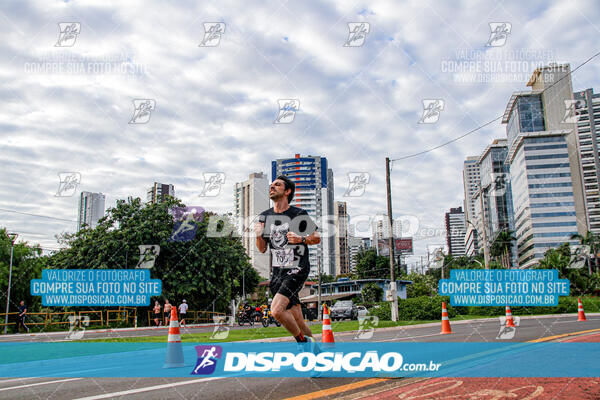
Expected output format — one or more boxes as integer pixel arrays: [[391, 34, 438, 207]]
[[1, 309, 226, 331], [79, 310, 103, 326], [146, 310, 225, 325]]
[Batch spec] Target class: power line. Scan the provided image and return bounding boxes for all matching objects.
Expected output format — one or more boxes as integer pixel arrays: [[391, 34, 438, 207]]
[[391, 51, 600, 162], [0, 208, 77, 223]]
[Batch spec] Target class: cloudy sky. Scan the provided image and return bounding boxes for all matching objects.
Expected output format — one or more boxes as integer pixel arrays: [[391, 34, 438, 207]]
[[1, 0, 599, 267]]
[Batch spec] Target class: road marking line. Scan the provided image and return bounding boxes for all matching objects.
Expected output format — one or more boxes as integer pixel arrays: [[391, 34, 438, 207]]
[[528, 328, 600, 342], [283, 378, 389, 400], [0, 378, 82, 392], [73, 377, 224, 399], [0, 377, 39, 384]]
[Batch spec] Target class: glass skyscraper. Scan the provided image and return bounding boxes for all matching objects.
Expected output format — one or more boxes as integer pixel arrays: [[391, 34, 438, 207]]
[[272, 154, 335, 277], [502, 64, 587, 268]]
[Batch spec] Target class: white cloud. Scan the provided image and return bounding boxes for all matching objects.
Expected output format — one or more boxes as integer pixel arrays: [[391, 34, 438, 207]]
[[1, 0, 599, 266]]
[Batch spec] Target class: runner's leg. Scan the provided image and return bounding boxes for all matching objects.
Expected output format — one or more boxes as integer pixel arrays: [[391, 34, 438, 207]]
[[271, 293, 302, 336], [289, 304, 312, 338]]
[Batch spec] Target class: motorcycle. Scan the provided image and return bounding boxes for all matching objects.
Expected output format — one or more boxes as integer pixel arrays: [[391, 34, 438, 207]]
[[237, 309, 254, 326], [261, 308, 281, 327]]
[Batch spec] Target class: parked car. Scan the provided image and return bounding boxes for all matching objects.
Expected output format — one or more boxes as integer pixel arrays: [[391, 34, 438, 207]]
[[356, 305, 369, 318], [330, 300, 358, 320]]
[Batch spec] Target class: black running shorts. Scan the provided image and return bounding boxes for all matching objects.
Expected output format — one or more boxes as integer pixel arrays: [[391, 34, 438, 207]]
[[270, 268, 308, 309]]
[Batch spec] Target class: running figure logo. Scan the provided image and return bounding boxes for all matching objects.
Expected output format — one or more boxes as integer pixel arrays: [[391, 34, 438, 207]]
[[169, 206, 205, 242], [191, 345, 222, 375], [344, 172, 370, 197], [485, 22, 511, 47], [344, 22, 370, 47], [129, 99, 156, 124], [418, 99, 444, 124], [199, 23, 225, 47], [55, 23, 80, 47], [354, 316, 379, 340], [55, 172, 81, 197], [569, 245, 590, 269], [274, 99, 300, 124], [496, 316, 520, 340], [562, 99, 585, 124], [136, 245, 160, 269], [489, 173, 509, 197], [199, 172, 226, 197]]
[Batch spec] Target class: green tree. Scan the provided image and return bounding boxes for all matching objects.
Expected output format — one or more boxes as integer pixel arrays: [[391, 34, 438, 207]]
[[405, 272, 437, 297], [490, 230, 517, 268], [354, 249, 399, 279], [571, 231, 599, 274], [0, 228, 45, 312], [318, 273, 335, 284], [47, 198, 257, 313], [361, 283, 383, 303], [536, 243, 600, 295]]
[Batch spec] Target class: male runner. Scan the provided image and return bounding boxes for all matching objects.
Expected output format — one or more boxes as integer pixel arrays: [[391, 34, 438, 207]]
[[255, 176, 320, 343]]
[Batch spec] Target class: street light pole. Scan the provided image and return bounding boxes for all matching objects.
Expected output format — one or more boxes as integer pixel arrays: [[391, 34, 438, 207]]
[[317, 257, 322, 321], [4, 233, 18, 335], [478, 182, 490, 269], [385, 157, 399, 322]]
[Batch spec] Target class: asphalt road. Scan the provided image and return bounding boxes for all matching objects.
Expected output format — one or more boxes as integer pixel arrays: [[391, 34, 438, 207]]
[[0, 313, 598, 400]]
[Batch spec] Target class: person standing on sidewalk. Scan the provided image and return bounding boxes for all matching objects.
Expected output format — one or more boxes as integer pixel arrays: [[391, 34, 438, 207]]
[[153, 301, 161, 326], [164, 299, 172, 326], [178, 300, 188, 328], [15, 301, 29, 333]]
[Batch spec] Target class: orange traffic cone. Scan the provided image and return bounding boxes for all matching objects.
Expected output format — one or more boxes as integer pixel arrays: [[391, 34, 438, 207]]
[[505, 306, 516, 328], [441, 302, 453, 334], [164, 307, 185, 368], [577, 298, 587, 321], [321, 304, 335, 345]]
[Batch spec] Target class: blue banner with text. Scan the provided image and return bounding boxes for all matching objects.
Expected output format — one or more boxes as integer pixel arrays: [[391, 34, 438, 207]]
[[0, 342, 598, 378], [30, 269, 162, 306], [438, 269, 569, 306]]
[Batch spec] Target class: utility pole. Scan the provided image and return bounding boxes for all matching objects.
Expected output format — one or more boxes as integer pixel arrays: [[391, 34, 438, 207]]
[[317, 256, 322, 321], [385, 157, 399, 322], [478, 182, 490, 269], [3, 233, 18, 335]]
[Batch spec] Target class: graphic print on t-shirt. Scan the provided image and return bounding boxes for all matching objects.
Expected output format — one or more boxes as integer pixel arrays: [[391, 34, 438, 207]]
[[270, 222, 294, 268], [270, 223, 289, 249]]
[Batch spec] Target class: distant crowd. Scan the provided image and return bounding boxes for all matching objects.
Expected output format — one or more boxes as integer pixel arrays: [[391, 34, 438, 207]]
[[152, 299, 188, 327]]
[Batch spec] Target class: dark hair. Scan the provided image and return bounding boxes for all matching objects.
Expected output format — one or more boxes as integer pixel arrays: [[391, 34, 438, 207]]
[[276, 175, 295, 203]]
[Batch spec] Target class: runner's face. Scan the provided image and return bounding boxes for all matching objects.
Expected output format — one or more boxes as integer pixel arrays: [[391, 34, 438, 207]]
[[269, 179, 289, 201]]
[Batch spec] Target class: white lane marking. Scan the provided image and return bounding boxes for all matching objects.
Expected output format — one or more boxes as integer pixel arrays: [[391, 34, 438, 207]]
[[552, 318, 600, 324], [0, 378, 83, 392], [73, 377, 225, 400], [0, 377, 39, 384], [377, 332, 444, 341]]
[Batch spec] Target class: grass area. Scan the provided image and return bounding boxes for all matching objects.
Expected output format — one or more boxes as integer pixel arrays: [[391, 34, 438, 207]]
[[88, 315, 491, 343]]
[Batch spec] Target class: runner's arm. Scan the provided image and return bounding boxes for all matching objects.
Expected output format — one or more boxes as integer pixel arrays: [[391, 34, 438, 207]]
[[255, 222, 267, 253]]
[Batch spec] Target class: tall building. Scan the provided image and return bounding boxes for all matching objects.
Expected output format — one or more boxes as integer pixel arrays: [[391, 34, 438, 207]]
[[477, 139, 517, 266], [334, 201, 350, 276], [463, 156, 481, 255], [147, 182, 174, 204], [502, 64, 587, 268], [78, 192, 105, 231], [272, 154, 335, 276], [574, 88, 600, 234], [348, 236, 364, 273], [371, 216, 402, 244], [445, 206, 466, 256], [234, 172, 270, 278]]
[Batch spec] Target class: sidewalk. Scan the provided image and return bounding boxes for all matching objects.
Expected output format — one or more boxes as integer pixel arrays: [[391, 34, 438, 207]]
[[2, 312, 598, 340]]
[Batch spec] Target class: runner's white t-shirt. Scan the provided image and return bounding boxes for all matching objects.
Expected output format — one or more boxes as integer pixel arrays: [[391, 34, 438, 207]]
[[179, 303, 188, 314]]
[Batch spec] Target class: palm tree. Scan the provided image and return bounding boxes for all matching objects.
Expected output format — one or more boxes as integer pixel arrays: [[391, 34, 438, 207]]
[[490, 230, 517, 268], [570, 231, 598, 274]]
